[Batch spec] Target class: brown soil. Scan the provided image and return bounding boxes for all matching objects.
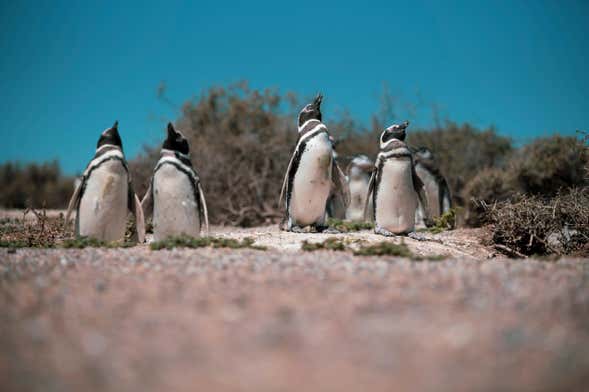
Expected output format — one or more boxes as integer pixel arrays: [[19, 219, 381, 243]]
[[1, 215, 589, 391]]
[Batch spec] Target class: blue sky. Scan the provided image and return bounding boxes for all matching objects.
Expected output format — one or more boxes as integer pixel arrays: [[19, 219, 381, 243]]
[[1, 0, 587, 174]]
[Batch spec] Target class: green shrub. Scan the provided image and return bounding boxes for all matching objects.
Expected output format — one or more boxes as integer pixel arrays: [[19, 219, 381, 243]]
[[301, 237, 347, 251], [150, 235, 266, 251]]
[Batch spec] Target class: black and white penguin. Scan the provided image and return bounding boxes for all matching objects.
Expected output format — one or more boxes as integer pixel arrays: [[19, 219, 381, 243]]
[[65, 121, 145, 242], [141, 123, 209, 241], [279, 94, 348, 232], [365, 121, 432, 236], [413, 147, 452, 226], [345, 155, 374, 222]]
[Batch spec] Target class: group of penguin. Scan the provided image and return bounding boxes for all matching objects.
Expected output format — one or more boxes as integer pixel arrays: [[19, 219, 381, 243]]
[[65, 94, 451, 243]]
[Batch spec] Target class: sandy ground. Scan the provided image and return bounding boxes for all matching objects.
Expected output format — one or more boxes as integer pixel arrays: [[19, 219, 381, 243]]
[[1, 212, 589, 391]]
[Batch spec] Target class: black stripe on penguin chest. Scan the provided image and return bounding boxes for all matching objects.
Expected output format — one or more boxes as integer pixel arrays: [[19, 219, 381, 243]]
[[372, 155, 413, 219], [77, 156, 129, 213], [151, 161, 201, 217], [286, 131, 331, 208]]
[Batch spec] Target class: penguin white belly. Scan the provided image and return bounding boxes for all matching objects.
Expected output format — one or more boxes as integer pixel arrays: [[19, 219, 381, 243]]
[[375, 159, 417, 234], [421, 172, 441, 218], [78, 160, 128, 241], [289, 133, 333, 226], [346, 176, 371, 222], [152, 165, 200, 241]]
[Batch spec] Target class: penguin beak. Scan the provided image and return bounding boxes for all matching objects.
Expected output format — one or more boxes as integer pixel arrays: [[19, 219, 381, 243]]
[[167, 122, 178, 140], [102, 120, 119, 136], [313, 93, 323, 109]]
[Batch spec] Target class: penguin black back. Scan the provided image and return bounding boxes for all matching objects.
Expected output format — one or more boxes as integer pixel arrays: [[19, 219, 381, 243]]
[[97, 121, 123, 150], [298, 93, 323, 127]]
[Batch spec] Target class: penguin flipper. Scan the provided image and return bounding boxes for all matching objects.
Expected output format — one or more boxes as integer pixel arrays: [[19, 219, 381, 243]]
[[127, 181, 145, 243], [331, 161, 350, 207], [197, 182, 210, 235], [364, 170, 376, 221], [279, 151, 297, 208], [133, 194, 146, 243], [141, 183, 154, 222], [65, 177, 84, 228]]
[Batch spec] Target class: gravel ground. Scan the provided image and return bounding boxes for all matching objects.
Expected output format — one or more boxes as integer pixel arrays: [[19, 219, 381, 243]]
[[1, 231, 589, 392]]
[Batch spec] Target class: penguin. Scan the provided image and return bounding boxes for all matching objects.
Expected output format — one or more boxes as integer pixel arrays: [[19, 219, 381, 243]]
[[345, 155, 374, 222], [279, 93, 348, 232], [412, 147, 452, 227], [141, 123, 209, 241], [325, 135, 347, 220], [65, 121, 145, 242], [365, 121, 432, 236]]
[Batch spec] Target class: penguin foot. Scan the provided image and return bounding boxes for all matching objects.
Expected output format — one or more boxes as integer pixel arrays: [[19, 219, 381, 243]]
[[407, 232, 443, 243], [289, 225, 307, 233], [407, 232, 427, 241], [375, 226, 397, 237]]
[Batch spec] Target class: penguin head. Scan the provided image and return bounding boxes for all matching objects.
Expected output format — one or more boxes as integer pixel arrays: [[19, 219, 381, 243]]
[[348, 154, 374, 178], [97, 121, 123, 150], [414, 147, 434, 161], [381, 121, 410, 145], [351, 155, 373, 170], [298, 93, 323, 127], [162, 122, 190, 155]]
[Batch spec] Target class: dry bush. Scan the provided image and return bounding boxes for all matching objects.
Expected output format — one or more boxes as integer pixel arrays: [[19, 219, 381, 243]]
[[407, 123, 513, 206], [131, 83, 300, 226], [464, 135, 588, 227], [0, 209, 67, 248], [0, 161, 74, 209], [486, 188, 589, 257], [511, 135, 588, 196], [462, 168, 516, 226]]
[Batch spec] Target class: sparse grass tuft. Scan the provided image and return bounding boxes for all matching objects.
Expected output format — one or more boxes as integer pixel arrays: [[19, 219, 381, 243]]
[[61, 237, 135, 249], [428, 208, 459, 234], [353, 241, 413, 257], [326, 218, 374, 232], [150, 235, 266, 251], [353, 241, 447, 260], [301, 237, 346, 251]]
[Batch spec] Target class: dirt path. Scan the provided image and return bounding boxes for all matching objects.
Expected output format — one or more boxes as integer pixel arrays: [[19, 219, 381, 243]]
[[1, 212, 588, 391], [212, 225, 495, 259]]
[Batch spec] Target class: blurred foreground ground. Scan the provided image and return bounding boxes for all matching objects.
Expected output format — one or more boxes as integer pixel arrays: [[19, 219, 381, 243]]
[[1, 215, 589, 391]]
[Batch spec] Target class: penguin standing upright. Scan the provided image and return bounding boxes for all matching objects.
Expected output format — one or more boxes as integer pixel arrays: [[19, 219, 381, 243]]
[[365, 122, 432, 236], [345, 155, 374, 222], [413, 147, 452, 227], [141, 123, 209, 241], [65, 122, 145, 242], [279, 94, 348, 232]]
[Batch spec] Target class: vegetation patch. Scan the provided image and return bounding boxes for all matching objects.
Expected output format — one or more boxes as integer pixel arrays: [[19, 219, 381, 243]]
[[301, 237, 347, 252], [428, 208, 459, 234], [61, 237, 135, 249], [0, 209, 64, 248], [150, 235, 266, 251], [300, 237, 448, 260], [326, 218, 374, 232], [485, 188, 589, 257], [353, 241, 413, 257]]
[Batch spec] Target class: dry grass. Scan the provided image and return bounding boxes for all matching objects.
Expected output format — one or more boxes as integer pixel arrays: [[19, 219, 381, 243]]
[[0, 209, 67, 248], [485, 188, 589, 257]]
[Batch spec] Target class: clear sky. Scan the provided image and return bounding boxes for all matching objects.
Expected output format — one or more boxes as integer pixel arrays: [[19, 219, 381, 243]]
[[1, 0, 587, 174]]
